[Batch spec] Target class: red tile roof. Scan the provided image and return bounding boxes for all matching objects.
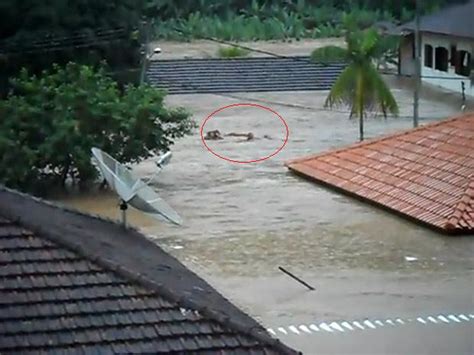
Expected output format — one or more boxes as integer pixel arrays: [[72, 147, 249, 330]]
[[286, 113, 474, 234]]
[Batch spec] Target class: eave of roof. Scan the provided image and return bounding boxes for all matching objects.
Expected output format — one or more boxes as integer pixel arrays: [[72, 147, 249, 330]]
[[1, 218, 283, 352], [399, 0, 474, 39], [0, 186, 299, 354]]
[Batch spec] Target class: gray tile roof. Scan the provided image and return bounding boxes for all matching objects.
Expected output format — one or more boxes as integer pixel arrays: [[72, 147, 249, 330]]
[[147, 57, 345, 94], [400, 0, 474, 39], [0, 187, 299, 354]]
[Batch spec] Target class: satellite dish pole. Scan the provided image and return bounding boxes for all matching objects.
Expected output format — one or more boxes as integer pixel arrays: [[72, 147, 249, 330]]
[[120, 200, 128, 228]]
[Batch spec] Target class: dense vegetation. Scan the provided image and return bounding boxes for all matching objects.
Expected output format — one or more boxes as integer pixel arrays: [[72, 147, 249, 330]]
[[150, 0, 467, 41], [0, 0, 149, 95], [0, 1, 196, 194], [148, 0, 459, 20], [0, 64, 193, 193]]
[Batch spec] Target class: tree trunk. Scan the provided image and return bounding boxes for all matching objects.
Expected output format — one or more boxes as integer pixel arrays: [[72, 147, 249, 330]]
[[357, 69, 365, 142], [359, 111, 364, 142], [60, 155, 71, 187]]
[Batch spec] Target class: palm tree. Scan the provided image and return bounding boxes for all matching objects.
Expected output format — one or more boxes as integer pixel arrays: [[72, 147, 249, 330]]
[[311, 24, 399, 141]]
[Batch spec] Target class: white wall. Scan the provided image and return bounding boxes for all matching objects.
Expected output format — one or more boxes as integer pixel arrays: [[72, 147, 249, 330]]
[[421, 33, 473, 97]]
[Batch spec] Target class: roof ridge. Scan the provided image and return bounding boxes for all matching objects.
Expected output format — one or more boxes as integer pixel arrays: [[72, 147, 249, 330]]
[[0, 185, 299, 355], [444, 177, 474, 231], [286, 112, 474, 166]]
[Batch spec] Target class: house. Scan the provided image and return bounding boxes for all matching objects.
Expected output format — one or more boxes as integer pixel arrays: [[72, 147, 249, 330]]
[[0, 186, 299, 354], [398, 0, 474, 97], [286, 112, 474, 234]]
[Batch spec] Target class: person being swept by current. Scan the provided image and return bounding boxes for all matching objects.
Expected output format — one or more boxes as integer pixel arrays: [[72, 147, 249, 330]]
[[204, 130, 273, 142], [204, 130, 224, 140]]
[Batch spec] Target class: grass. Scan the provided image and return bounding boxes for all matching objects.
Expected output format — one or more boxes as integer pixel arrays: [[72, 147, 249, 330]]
[[217, 46, 249, 58]]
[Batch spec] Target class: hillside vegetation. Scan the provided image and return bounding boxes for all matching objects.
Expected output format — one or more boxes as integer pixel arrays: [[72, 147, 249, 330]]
[[149, 0, 464, 41]]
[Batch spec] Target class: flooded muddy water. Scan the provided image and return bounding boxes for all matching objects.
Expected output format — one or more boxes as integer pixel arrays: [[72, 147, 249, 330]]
[[54, 83, 474, 278], [54, 79, 474, 354], [202, 103, 289, 162]]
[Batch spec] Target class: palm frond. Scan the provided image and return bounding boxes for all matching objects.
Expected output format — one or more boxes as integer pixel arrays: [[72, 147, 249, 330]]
[[373, 78, 399, 117], [360, 28, 379, 56], [363, 63, 399, 116], [325, 63, 358, 111], [326, 61, 398, 117]]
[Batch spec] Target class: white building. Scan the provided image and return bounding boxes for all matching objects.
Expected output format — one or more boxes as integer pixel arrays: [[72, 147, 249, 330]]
[[398, 0, 473, 97]]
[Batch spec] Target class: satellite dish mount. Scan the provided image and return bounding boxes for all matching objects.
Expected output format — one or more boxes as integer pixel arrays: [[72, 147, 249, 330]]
[[119, 200, 128, 228]]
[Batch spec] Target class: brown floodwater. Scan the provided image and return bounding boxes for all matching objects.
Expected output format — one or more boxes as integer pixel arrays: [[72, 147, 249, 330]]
[[53, 85, 474, 278]]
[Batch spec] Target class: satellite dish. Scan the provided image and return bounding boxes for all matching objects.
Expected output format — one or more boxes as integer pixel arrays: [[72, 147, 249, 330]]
[[91, 147, 182, 227]]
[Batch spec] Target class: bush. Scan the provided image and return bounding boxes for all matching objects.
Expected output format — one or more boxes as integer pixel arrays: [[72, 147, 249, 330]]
[[311, 45, 347, 63], [0, 63, 194, 194], [217, 46, 249, 58]]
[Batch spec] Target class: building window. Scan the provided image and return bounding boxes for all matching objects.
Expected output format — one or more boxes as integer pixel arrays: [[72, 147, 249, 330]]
[[455, 50, 472, 77], [424, 45, 433, 68], [435, 47, 448, 72]]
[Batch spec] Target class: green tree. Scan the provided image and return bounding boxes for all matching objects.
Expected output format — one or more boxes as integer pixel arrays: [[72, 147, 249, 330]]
[[0, 0, 148, 95], [0, 63, 194, 194], [311, 23, 399, 141]]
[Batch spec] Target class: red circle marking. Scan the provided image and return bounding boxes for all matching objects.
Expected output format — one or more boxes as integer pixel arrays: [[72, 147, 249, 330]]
[[200, 103, 289, 164]]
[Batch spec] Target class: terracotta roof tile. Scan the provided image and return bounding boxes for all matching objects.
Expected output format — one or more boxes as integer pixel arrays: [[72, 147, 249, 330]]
[[287, 113, 474, 234]]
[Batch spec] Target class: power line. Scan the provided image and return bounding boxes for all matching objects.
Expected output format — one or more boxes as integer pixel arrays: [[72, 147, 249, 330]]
[[382, 72, 472, 81], [145, 63, 454, 121], [0, 27, 139, 55], [219, 92, 450, 120], [171, 27, 338, 67], [150, 27, 466, 118], [2, 37, 128, 55], [3, 25, 472, 83], [1, 27, 127, 45], [1, 27, 457, 122], [146, 32, 464, 119]]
